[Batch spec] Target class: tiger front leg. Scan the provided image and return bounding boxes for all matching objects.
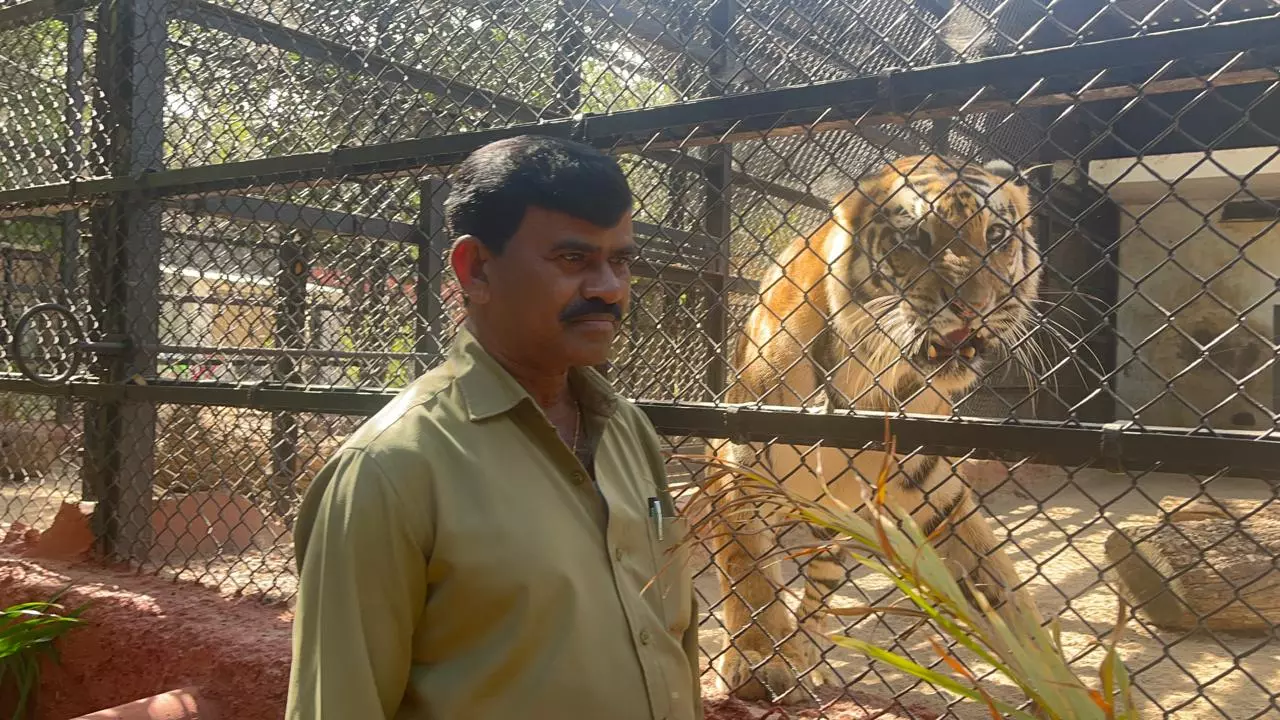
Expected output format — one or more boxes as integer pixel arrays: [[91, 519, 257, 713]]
[[708, 504, 830, 705], [890, 465, 1040, 625], [933, 491, 1039, 623]]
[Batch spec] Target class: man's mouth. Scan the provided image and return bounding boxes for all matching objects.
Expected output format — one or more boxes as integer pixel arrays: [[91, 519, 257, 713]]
[[567, 315, 619, 328], [924, 328, 985, 363]]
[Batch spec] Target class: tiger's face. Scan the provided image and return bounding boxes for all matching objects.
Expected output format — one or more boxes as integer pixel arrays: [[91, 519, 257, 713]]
[[834, 156, 1042, 396]]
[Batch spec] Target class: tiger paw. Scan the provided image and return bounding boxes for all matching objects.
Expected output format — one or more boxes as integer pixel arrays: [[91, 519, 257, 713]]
[[714, 640, 833, 705]]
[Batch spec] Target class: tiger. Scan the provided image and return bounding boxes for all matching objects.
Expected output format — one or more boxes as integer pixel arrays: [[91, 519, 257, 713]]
[[698, 154, 1047, 704]]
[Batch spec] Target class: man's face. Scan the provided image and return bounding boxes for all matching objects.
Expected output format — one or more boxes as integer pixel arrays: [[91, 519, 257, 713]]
[[452, 205, 636, 371]]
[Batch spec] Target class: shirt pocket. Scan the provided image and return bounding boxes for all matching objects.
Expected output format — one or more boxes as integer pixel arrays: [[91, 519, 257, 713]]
[[648, 513, 693, 638]]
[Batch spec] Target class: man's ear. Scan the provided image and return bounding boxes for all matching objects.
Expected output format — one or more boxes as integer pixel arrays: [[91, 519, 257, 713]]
[[448, 235, 492, 305]]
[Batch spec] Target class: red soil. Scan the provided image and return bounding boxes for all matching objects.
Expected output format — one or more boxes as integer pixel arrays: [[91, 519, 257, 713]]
[[701, 687, 942, 720], [0, 549, 292, 720]]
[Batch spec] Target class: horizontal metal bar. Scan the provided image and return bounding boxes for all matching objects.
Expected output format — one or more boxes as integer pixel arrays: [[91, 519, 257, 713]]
[[631, 258, 758, 294], [0, 283, 51, 293], [163, 195, 420, 242], [1220, 198, 1280, 222], [169, 194, 724, 256], [632, 220, 715, 254], [3, 208, 753, 293], [0, 0, 91, 28], [583, 15, 1280, 147], [641, 149, 829, 211], [2, 375, 1277, 481], [143, 343, 420, 361], [172, 0, 540, 123], [0, 374, 397, 413], [175, 166, 824, 236], [154, 352, 359, 367], [641, 402, 1280, 479], [2, 14, 1277, 213], [171, 0, 816, 210]]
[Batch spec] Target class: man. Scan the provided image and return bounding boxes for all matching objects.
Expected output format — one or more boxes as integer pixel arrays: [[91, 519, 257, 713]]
[[285, 134, 703, 720]]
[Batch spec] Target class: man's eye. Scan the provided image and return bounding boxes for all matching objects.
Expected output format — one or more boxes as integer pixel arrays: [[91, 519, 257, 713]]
[[561, 253, 586, 263]]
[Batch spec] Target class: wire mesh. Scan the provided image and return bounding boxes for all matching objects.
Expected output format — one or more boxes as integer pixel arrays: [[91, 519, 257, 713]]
[[2, 0, 1280, 717]]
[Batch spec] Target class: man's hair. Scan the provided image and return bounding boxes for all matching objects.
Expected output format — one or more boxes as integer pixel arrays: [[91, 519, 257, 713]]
[[444, 134, 634, 254]]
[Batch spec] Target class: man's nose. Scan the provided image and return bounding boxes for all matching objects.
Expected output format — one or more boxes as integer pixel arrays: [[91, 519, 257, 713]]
[[585, 262, 628, 304]]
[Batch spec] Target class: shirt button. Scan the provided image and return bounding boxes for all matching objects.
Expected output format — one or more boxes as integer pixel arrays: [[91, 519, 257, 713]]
[[614, 546, 624, 561], [639, 629, 651, 645]]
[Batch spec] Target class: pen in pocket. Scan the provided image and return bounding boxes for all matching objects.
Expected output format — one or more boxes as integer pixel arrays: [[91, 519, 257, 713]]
[[648, 496, 664, 541]]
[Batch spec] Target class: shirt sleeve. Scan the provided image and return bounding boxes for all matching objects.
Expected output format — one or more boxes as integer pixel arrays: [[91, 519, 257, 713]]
[[285, 447, 431, 720]]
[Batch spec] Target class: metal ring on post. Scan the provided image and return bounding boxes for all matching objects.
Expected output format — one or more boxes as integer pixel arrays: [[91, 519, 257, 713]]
[[1099, 420, 1132, 474], [10, 303, 88, 387]]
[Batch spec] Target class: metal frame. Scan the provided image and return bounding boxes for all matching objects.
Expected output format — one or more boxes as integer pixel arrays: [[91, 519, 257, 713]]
[[2, 373, 1276, 482], [72, 0, 169, 562], [2, 0, 1279, 714], [6, 373, 1279, 478], [1, 0, 1277, 485], [1, 12, 1277, 213]]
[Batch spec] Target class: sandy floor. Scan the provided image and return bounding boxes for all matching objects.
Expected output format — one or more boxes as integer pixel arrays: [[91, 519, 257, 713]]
[[682, 464, 1280, 719], [3, 462, 1277, 719]]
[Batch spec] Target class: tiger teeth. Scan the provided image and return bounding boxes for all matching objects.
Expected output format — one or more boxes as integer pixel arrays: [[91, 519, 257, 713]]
[[959, 346, 976, 359], [927, 344, 939, 360]]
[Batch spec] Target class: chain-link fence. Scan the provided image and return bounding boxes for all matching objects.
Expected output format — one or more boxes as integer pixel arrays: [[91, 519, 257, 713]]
[[3, 0, 1280, 716]]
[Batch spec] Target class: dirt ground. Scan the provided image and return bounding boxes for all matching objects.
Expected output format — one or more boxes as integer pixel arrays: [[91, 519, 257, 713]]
[[684, 462, 1280, 720], [701, 686, 943, 720], [3, 461, 1278, 719], [0, 552, 291, 720]]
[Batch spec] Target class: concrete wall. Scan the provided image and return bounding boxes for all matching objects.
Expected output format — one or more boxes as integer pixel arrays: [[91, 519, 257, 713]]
[[1089, 148, 1280, 431]]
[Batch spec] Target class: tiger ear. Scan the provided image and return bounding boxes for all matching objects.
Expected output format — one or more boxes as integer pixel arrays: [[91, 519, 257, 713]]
[[982, 158, 1026, 186]]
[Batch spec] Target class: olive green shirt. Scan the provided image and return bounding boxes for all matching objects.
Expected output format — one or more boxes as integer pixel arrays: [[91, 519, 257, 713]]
[[285, 324, 702, 720]]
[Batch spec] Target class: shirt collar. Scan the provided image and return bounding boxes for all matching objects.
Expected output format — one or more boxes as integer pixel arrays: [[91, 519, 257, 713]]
[[449, 323, 619, 422]]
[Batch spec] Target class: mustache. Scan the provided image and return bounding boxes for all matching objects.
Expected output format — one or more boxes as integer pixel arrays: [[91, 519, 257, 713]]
[[560, 297, 622, 323]]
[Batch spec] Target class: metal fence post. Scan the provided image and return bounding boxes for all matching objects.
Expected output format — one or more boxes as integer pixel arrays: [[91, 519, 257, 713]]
[[270, 230, 309, 520], [82, 0, 168, 563], [701, 0, 734, 401], [362, 248, 392, 384], [55, 15, 84, 429], [415, 177, 451, 376], [553, 0, 584, 117]]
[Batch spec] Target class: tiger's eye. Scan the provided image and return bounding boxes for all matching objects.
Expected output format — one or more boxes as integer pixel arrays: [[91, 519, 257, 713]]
[[986, 224, 1009, 246]]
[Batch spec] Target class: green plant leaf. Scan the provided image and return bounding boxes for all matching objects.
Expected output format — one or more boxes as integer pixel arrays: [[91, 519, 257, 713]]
[[831, 635, 1041, 720], [674, 432, 1140, 720], [0, 586, 89, 720]]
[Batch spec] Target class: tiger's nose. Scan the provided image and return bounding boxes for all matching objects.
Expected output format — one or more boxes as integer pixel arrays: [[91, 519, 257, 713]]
[[949, 294, 991, 320], [950, 299, 978, 320]]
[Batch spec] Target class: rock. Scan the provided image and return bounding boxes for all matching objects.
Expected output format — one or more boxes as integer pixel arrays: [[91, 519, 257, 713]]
[[67, 686, 218, 720], [3, 521, 30, 545], [26, 502, 97, 560]]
